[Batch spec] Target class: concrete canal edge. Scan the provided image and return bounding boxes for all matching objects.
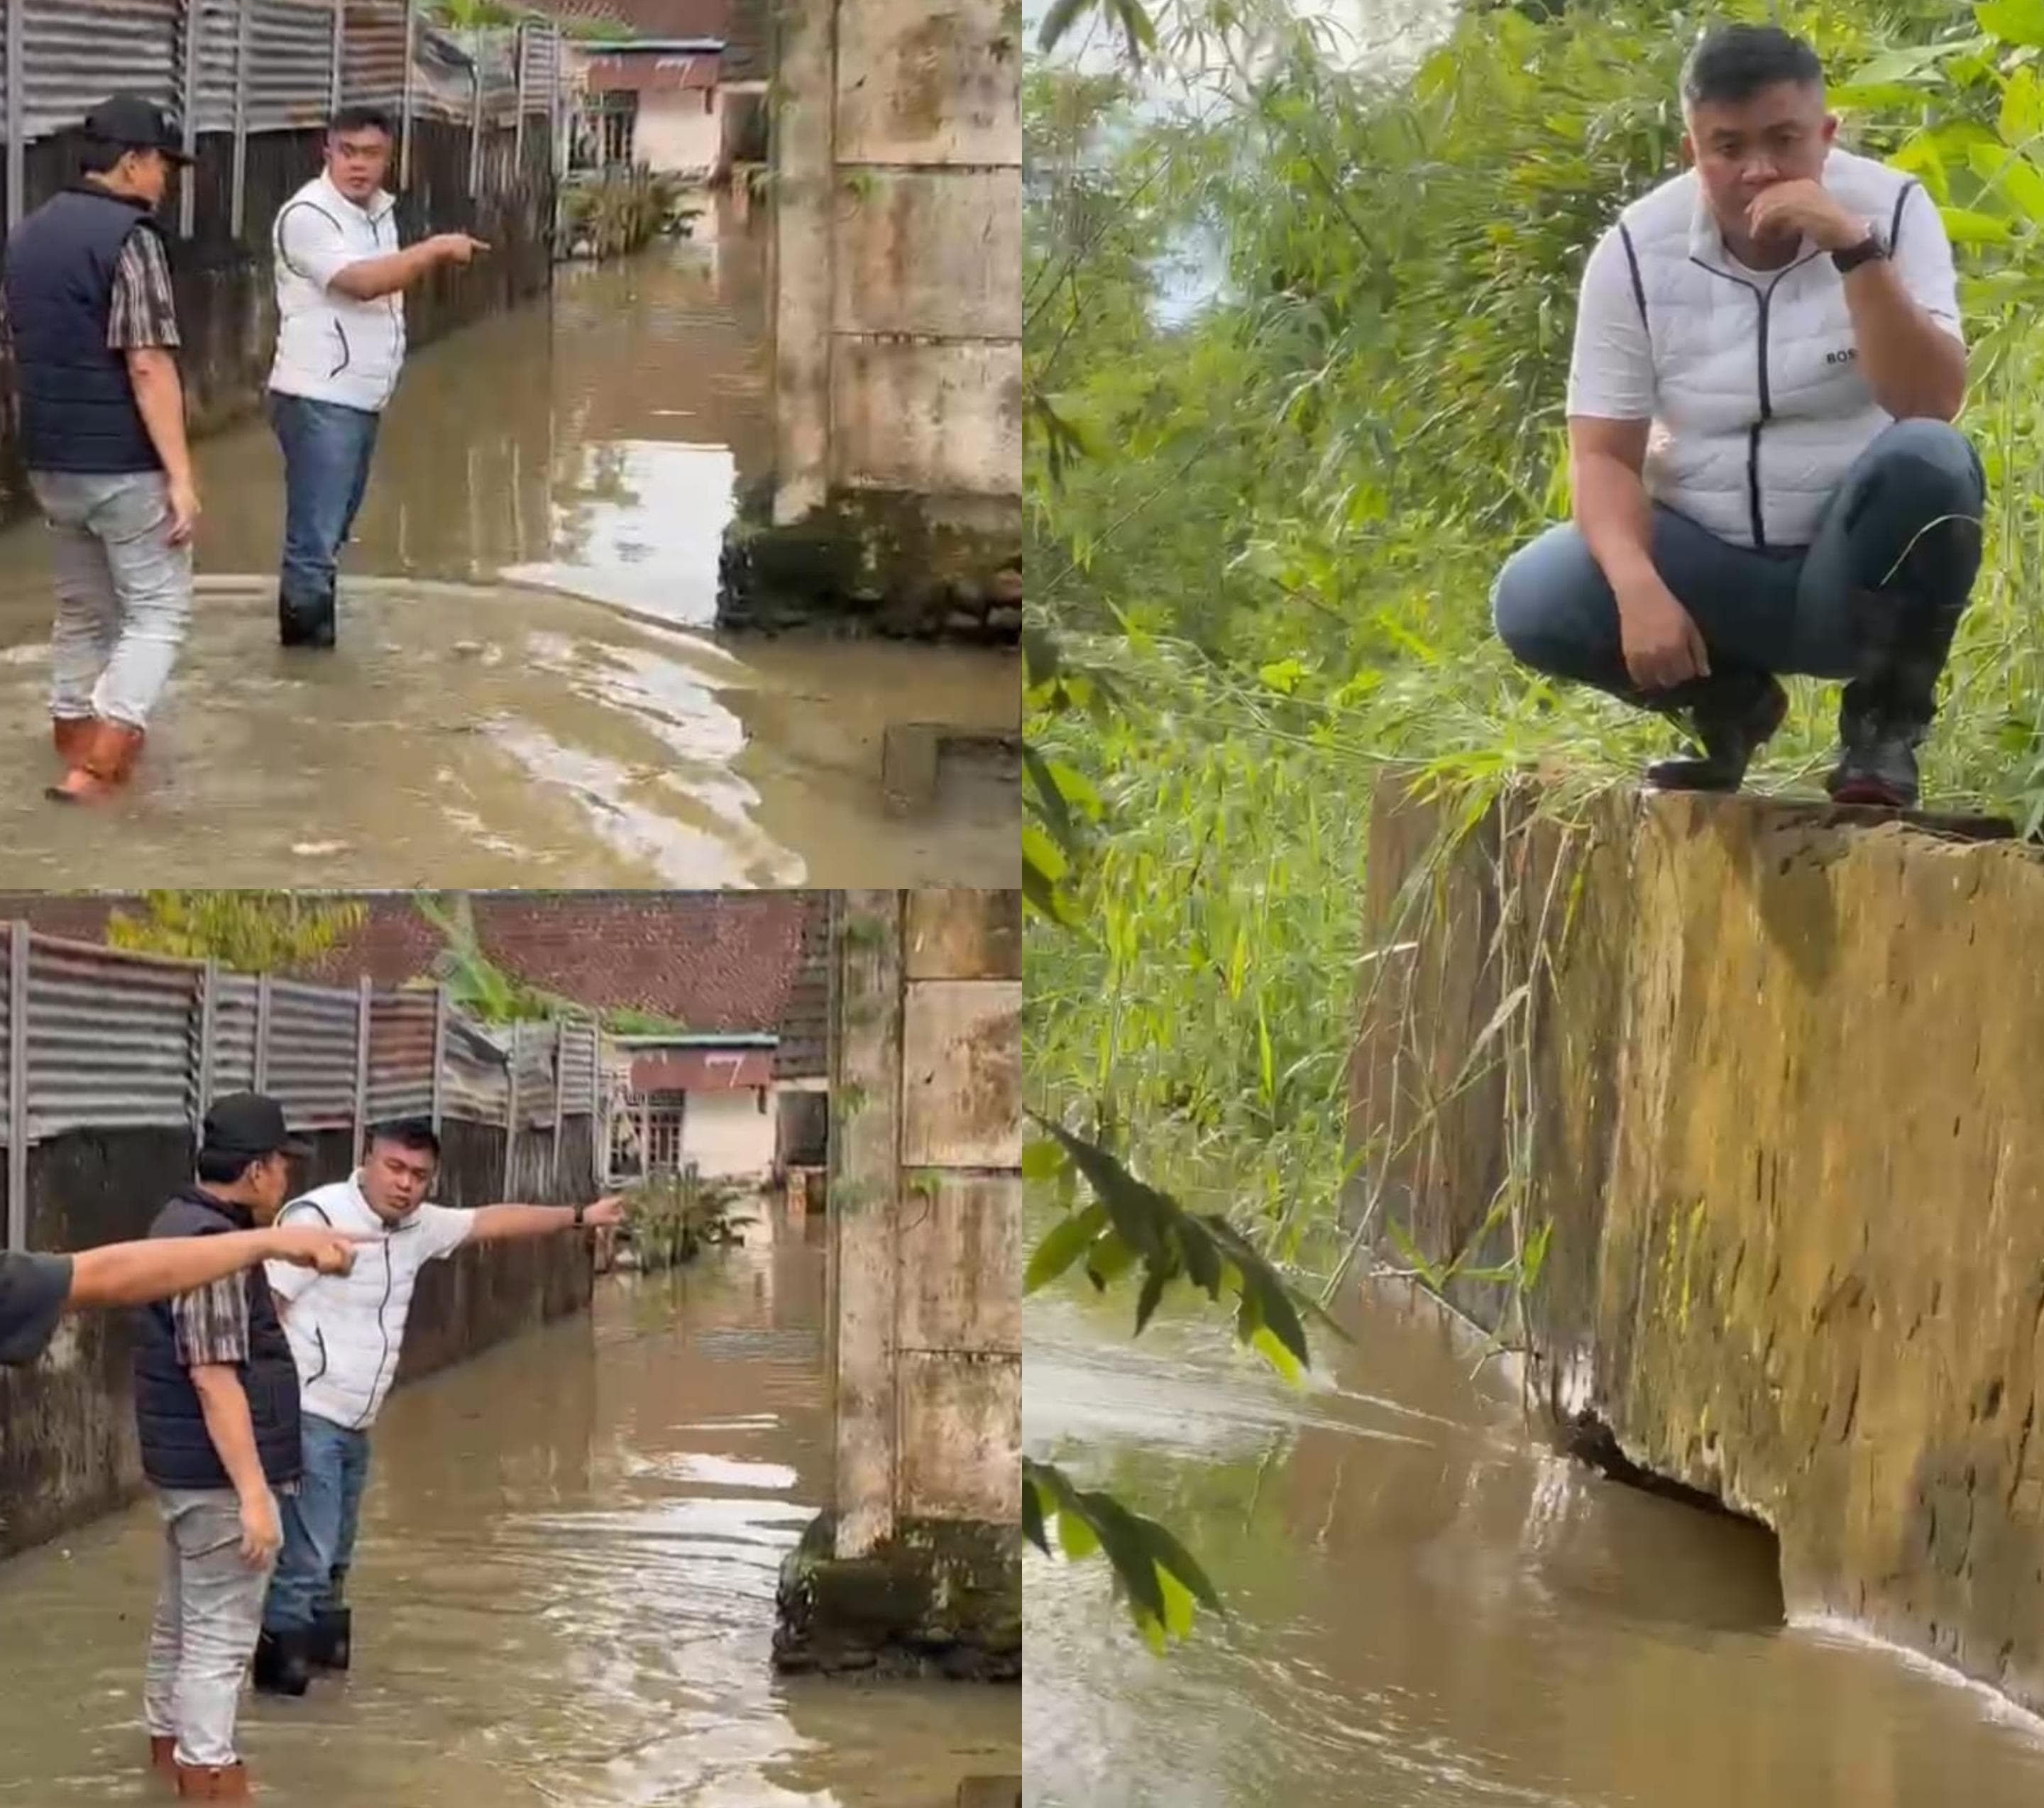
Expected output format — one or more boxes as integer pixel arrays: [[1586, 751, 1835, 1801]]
[[1346, 771, 2044, 1715], [771, 1512, 1022, 1680]]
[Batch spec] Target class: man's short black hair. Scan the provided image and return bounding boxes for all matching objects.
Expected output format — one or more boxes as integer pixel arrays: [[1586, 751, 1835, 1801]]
[[328, 104, 394, 138], [197, 1147, 270, 1186], [1681, 23, 1825, 108], [368, 1118, 441, 1159]]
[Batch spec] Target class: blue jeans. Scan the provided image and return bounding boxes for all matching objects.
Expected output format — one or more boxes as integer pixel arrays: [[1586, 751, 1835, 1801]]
[[269, 390, 380, 644], [262, 1413, 372, 1634], [1492, 419, 1986, 697]]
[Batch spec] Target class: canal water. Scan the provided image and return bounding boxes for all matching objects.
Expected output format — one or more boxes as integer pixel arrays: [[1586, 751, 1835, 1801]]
[[0, 205, 1018, 889], [0, 1221, 1019, 1804], [1025, 1270, 2044, 1807]]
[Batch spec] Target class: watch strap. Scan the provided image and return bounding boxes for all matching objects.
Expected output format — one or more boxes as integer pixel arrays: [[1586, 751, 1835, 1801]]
[[572, 1201, 586, 1228], [1832, 230, 1887, 275]]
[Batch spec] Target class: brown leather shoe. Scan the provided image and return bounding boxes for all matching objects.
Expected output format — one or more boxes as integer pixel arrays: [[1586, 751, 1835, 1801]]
[[45, 720, 142, 804], [149, 1733, 176, 1779], [173, 1758, 249, 1799], [51, 716, 92, 764]]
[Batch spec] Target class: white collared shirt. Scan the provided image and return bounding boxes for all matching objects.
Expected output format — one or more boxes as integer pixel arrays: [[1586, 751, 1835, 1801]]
[[269, 173, 408, 413], [265, 1172, 475, 1431]]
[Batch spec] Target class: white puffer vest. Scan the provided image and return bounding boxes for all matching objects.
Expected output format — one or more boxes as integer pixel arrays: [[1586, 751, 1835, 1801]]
[[270, 1176, 461, 1431], [1619, 148, 1923, 549], [269, 175, 407, 414]]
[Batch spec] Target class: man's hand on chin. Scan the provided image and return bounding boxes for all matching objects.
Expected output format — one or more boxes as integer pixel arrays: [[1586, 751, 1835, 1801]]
[[1744, 178, 1867, 254]]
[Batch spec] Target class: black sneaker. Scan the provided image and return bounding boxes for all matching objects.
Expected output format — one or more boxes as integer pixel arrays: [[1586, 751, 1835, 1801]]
[[1644, 671, 1788, 793]]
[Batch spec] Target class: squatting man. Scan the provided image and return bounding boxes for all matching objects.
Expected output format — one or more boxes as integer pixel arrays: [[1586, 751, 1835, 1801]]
[[1491, 23, 1982, 810]]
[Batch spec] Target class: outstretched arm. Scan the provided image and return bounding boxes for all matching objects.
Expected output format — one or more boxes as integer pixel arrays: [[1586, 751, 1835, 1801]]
[[469, 1196, 625, 1245]]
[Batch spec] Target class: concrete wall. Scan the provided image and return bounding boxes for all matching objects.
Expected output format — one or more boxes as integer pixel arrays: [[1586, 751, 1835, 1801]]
[[1346, 775, 2044, 1716], [0, 1113, 593, 1561], [720, 0, 1021, 641], [682, 1087, 776, 1178], [0, 118, 555, 524], [774, 887, 1021, 1680], [635, 88, 722, 177]]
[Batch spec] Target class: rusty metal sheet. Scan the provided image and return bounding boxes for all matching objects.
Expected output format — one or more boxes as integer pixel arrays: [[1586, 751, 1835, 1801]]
[[441, 1013, 509, 1125], [518, 16, 556, 111], [367, 986, 436, 1123], [263, 977, 360, 1130], [513, 1020, 556, 1127], [246, 0, 337, 133], [21, 0, 181, 139], [209, 971, 261, 1098], [189, 0, 241, 133], [23, 936, 198, 1139], [340, 0, 405, 110]]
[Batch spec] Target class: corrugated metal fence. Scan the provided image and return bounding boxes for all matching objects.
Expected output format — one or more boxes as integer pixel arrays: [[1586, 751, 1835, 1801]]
[[0, 0, 565, 236], [0, 923, 606, 1249]]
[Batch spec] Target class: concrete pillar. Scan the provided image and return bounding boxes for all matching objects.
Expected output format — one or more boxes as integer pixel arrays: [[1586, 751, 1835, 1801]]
[[773, 888, 1021, 1683], [770, 0, 836, 526]]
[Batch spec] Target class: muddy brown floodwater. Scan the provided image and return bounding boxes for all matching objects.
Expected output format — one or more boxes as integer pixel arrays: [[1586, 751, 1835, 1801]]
[[0, 203, 1018, 888], [1025, 1267, 2044, 1807], [0, 1218, 1018, 1805]]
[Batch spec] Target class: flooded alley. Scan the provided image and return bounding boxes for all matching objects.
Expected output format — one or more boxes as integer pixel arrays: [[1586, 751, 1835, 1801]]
[[0, 209, 1018, 889], [1024, 1270, 2044, 1808], [0, 1224, 1020, 1806]]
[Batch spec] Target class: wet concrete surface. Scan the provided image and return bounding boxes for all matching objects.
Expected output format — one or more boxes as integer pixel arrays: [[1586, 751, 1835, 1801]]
[[1025, 1267, 2044, 1807], [0, 205, 1018, 888], [0, 1218, 1018, 1805]]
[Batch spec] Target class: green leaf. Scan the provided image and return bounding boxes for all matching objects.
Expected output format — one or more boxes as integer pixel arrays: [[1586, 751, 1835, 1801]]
[[1941, 205, 2016, 243], [1023, 821, 1070, 884], [1024, 743, 1079, 852], [1026, 1201, 1108, 1292], [1250, 1322, 1306, 1384], [2002, 63, 2044, 146], [1256, 996, 1275, 1105], [1258, 656, 1306, 694], [1021, 1137, 1069, 1183], [1022, 1472, 1048, 1555], [1158, 1562, 1198, 1641], [1133, 1261, 1169, 1334], [1084, 1227, 1141, 1291], [1980, 0, 2044, 50], [1057, 1507, 1101, 1561]]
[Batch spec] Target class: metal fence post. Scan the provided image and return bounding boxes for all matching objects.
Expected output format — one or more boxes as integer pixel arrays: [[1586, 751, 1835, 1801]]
[[253, 974, 273, 1091], [180, 0, 201, 237], [6, 924, 27, 1252], [512, 19, 526, 167], [467, 50, 482, 200], [398, 0, 415, 189], [353, 976, 371, 1163], [6, 0, 25, 234], [550, 1019, 566, 1191], [329, 0, 345, 118], [429, 985, 447, 1137], [230, 0, 252, 238], [501, 1021, 520, 1198], [196, 958, 220, 1125]]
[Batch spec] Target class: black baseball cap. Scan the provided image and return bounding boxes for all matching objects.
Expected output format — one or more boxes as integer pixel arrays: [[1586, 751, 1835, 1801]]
[[202, 1092, 312, 1160], [82, 94, 192, 166]]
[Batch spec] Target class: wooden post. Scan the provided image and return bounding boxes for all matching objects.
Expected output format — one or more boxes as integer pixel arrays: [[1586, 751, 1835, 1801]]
[[6, 924, 27, 1252], [830, 891, 903, 1559], [551, 1019, 566, 1192], [353, 976, 373, 1164], [230, 0, 252, 238], [196, 959, 220, 1124], [502, 1022, 520, 1198], [179, 0, 202, 236], [253, 976, 273, 1091], [429, 986, 448, 1136]]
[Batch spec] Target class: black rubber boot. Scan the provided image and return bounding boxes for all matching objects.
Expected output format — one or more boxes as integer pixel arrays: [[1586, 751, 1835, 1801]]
[[1642, 668, 1789, 793], [307, 1563, 352, 1671], [1825, 546, 1974, 811], [278, 585, 336, 649], [251, 1627, 312, 1697]]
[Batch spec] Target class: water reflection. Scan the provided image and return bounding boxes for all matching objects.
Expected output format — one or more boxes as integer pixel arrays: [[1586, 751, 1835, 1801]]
[[1025, 1274, 2044, 1807]]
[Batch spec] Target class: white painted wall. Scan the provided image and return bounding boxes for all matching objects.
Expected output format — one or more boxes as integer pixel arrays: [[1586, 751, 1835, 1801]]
[[682, 1087, 775, 1178], [635, 88, 722, 177]]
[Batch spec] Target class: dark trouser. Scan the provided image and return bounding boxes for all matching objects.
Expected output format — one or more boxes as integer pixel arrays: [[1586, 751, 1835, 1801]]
[[1490, 419, 1987, 732], [269, 390, 381, 647]]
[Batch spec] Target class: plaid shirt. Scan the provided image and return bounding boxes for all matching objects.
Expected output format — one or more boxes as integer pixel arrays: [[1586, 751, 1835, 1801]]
[[172, 1272, 250, 1367], [105, 228, 180, 351]]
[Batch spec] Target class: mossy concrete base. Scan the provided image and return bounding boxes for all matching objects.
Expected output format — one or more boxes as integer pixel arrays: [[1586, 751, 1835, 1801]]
[[718, 483, 1021, 643], [771, 1511, 1021, 1681]]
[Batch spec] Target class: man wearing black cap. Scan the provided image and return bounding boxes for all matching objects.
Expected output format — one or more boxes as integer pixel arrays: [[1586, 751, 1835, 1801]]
[[1, 93, 197, 806], [133, 1093, 332, 1802]]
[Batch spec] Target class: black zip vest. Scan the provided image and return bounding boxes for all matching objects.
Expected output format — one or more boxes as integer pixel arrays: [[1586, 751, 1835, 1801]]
[[131, 1189, 302, 1492], [3, 184, 167, 475]]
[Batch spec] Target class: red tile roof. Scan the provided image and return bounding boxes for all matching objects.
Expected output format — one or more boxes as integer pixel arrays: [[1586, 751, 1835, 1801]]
[[0, 892, 818, 1035]]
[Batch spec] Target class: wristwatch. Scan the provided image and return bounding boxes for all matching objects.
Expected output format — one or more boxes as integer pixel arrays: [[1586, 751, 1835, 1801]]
[[1833, 229, 1888, 275], [571, 1201, 586, 1228]]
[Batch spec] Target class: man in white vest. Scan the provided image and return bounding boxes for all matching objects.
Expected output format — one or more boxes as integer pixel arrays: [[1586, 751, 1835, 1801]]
[[1492, 23, 1982, 810], [251, 1118, 621, 1693], [268, 106, 488, 648]]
